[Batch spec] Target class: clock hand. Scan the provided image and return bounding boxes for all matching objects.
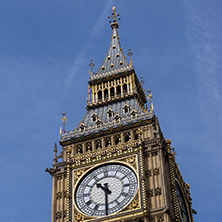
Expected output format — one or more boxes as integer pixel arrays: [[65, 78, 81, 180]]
[[97, 183, 112, 215]]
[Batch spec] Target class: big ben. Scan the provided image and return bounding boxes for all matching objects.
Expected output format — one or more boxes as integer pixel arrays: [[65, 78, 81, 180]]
[[46, 7, 194, 222]]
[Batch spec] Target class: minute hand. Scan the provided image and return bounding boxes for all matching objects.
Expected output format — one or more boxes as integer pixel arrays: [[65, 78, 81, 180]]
[[97, 183, 112, 215]]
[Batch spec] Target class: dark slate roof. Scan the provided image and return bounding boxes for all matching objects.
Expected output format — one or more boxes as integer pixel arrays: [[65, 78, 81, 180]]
[[82, 98, 146, 128], [60, 98, 152, 142], [89, 27, 133, 82]]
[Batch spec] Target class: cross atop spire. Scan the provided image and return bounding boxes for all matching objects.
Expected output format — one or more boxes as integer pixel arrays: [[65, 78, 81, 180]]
[[108, 6, 121, 29]]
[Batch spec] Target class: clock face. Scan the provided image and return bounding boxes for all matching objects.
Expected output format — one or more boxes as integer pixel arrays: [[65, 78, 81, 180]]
[[175, 181, 189, 222], [74, 163, 138, 217]]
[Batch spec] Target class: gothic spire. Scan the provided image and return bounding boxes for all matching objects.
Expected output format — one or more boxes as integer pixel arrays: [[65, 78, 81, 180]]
[[90, 7, 133, 80]]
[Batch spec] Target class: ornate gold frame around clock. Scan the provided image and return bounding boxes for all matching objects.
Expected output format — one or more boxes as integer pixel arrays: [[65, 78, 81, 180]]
[[71, 154, 143, 222]]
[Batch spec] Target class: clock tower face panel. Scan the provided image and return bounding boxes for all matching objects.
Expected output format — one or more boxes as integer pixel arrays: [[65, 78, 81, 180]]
[[74, 163, 138, 217]]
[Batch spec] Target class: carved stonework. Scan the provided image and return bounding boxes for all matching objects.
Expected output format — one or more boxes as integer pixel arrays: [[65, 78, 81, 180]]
[[151, 151, 158, 156], [73, 208, 92, 222], [155, 187, 162, 196], [149, 217, 156, 222], [157, 215, 164, 222], [55, 211, 62, 220], [123, 155, 137, 170], [63, 190, 67, 198], [147, 189, 154, 197], [145, 169, 152, 177], [153, 168, 160, 175], [121, 192, 140, 212], [56, 192, 62, 199]]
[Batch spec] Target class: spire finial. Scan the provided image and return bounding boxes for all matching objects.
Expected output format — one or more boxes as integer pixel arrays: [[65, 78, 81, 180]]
[[89, 59, 94, 78], [108, 6, 121, 29], [128, 48, 133, 67]]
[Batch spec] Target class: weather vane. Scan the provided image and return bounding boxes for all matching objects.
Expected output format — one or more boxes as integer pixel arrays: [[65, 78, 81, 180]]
[[60, 112, 67, 134]]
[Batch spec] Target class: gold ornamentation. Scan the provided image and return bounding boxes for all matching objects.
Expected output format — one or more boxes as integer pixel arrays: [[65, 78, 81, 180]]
[[122, 192, 140, 212], [60, 112, 67, 134]]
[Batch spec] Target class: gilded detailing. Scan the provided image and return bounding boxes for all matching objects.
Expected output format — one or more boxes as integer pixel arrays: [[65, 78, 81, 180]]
[[61, 114, 153, 144], [66, 148, 71, 222], [70, 141, 140, 168], [72, 156, 142, 222], [137, 130, 148, 217]]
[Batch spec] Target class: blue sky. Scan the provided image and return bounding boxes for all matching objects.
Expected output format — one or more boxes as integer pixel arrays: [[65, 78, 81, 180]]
[[0, 0, 221, 221]]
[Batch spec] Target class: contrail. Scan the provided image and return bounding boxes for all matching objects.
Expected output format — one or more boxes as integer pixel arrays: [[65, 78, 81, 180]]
[[65, 0, 114, 86]]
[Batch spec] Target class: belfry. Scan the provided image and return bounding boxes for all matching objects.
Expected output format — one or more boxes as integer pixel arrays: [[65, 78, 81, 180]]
[[46, 7, 194, 222]]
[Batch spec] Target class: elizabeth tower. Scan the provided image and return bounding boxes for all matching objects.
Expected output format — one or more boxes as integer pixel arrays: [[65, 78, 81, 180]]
[[46, 7, 194, 222]]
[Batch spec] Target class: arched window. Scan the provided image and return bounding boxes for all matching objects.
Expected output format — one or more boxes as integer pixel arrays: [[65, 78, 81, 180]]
[[124, 132, 131, 143], [104, 89, 108, 99], [107, 108, 114, 118], [114, 113, 120, 123], [105, 137, 111, 147], [76, 144, 83, 154], [114, 134, 121, 145], [123, 84, 127, 94], [91, 113, 98, 122], [133, 130, 139, 140], [98, 91, 102, 101], [117, 85, 121, 96], [131, 110, 137, 118], [95, 139, 101, 149], [79, 123, 86, 131], [123, 104, 129, 114], [86, 142, 92, 152], [110, 87, 115, 98]]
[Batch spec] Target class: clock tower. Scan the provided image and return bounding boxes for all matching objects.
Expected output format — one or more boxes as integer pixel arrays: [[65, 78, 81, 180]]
[[46, 7, 195, 222]]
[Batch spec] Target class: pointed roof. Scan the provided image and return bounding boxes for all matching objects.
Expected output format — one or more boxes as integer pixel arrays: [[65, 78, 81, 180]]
[[90, 7, 133, 81]]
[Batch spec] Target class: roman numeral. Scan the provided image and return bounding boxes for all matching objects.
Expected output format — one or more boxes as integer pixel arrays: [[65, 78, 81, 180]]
[[121, 192, 128, 196], [86, 200, 92, 206], [83, 193, 90, 197], [104, 170, 108, 177], [94, 204, 99, 210], [115, 199, 120, 205]]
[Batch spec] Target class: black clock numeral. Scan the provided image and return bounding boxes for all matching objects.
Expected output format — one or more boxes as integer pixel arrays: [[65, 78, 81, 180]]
[[83, 193, 90, 197], [104, 170, 108, 177], [124, 183, 130, 187], [121, 192, 128, 196], [86, 200, 92, 206], [94, 176, 99, 181], [115, 199, 120, 205], [94, 204, 99, 210]]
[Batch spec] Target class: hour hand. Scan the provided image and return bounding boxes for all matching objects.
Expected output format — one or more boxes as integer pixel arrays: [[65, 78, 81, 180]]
[[97, 183, 102, 188]]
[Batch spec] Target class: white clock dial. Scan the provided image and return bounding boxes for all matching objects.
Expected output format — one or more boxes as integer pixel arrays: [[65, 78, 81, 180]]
[[74, 163, 138, 217]]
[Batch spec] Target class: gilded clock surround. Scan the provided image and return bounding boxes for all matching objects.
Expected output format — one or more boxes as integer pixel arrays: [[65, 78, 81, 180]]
[[72, 157, 141, 221], [46, 6, 195, 222]]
